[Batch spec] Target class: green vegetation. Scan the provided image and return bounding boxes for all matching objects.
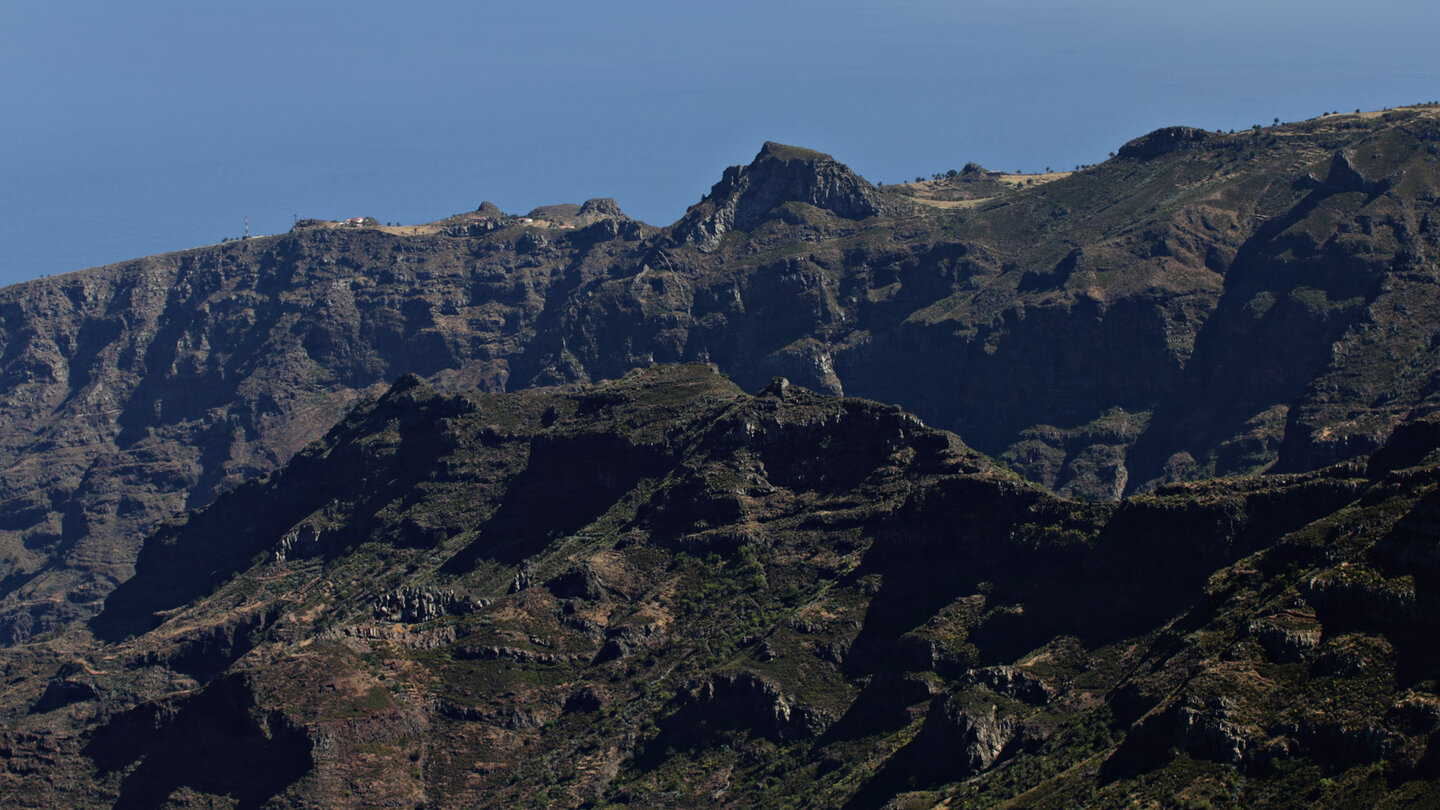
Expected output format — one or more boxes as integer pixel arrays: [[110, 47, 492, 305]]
[[7, 361, 1430, 807]]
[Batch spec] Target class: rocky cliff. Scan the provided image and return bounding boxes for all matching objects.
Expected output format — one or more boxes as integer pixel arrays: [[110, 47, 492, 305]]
[[1, 365, 1438, 807], [3, 107, 1440, 645]]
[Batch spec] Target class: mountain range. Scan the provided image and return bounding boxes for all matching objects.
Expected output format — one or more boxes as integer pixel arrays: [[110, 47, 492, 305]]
[[2, 104, 1440, 807]]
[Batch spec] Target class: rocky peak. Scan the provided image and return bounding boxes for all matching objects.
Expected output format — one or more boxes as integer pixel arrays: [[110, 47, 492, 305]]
[[578, 197, 628, 219], [1324, 149, 1369, 189], [1300, 148, 1392, 196], [674, 141, 900, 251]]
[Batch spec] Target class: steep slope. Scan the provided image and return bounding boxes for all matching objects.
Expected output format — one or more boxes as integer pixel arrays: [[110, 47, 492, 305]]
[[1, 366, 1438, 808], [0, 205, 650, 641], [525, 108, 1440, 497], [3, 108, 1440, 642]]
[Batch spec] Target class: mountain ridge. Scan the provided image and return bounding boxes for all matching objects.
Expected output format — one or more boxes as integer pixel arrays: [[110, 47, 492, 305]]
[[3, 364, 1439, 806], [0, 105, 1438, 644]]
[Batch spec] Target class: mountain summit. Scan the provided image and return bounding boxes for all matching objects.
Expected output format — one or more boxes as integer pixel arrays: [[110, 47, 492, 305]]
[[675, 141, 903, 250]]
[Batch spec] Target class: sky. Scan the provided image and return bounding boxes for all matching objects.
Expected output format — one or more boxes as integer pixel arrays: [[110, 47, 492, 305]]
[[2, 0, 1439, 287]]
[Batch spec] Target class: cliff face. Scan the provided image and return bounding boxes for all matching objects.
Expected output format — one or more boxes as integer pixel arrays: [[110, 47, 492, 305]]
[[2, 109, 1440, 642], [2, 366, 1438, 808], [544, 110, 1440, 498], [0, 227, 583, 641]]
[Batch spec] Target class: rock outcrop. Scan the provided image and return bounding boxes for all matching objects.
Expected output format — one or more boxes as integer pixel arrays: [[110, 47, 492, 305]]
[[661, 671, 829, 744], [372, 587, 486, 623], [577, 197, 627, 220], [675, 141, 904, 250], [1116, 125, 1212, 159]]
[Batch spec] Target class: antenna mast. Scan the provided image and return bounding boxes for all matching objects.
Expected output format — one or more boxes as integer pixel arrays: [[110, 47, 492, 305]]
[[244, 215, 249, 240]]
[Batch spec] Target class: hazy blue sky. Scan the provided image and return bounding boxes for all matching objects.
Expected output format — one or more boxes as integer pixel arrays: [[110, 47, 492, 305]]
[[2, 0, 1438, 286]]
